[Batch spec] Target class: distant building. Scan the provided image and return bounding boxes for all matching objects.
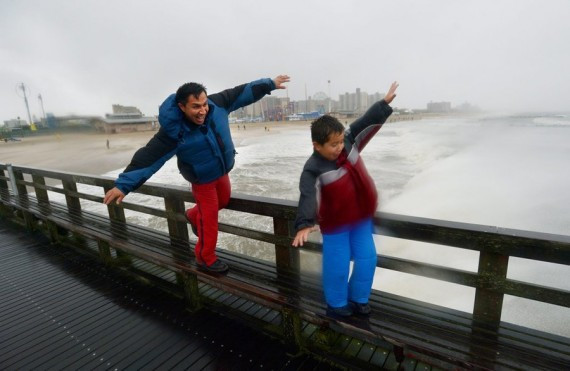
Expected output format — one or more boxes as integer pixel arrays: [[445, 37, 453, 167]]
[[338, 89, 382, 114], [427, 101, 452, 113], [93, 105, 157, 134], [94, 115, 158, 134], [112, 104, 142, 115], [2, 118, 27, 129]]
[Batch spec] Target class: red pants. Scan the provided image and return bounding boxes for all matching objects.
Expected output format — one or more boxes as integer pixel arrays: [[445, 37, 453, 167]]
[[186, 174, 231, 265]]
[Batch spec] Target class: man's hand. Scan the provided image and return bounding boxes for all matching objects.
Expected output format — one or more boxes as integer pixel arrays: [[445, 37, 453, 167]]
[[103, 187, 126, 205], [384, 81, 399, 104], [292, 225, 319, 247], [273, 75, 290, 89]]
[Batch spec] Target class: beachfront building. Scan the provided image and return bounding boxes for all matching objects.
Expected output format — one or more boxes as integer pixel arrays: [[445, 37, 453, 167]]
[[233, 96, 291, 122], [2, 118, 27, 130], [92, 104, 158, 134], [338, 89, 384, 116], [427, 101, 452, 113]]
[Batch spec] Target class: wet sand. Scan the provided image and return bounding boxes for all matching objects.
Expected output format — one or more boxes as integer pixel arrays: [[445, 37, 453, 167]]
[[0, 121, 312, 176]]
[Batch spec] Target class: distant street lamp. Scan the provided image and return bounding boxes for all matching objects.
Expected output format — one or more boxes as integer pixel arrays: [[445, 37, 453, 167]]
[[38, 94, 47, 126], [327, 80, 331, 113], [16, 83, 37, 131]]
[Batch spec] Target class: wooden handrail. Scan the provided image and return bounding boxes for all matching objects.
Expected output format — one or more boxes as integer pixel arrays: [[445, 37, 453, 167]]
[[1, 163, 569, 325]]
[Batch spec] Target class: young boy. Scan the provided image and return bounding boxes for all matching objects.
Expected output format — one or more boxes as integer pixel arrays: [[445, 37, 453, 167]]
[[292, 82, 399, 317]]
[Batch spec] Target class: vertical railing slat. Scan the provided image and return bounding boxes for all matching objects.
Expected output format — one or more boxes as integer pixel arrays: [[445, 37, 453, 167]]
[[473, 251, 509, 324]]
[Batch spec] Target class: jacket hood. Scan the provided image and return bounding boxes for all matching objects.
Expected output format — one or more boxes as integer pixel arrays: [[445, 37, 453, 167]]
[[158, 94, 187, 139]]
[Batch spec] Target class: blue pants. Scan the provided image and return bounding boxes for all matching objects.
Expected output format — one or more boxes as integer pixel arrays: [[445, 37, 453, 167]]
[[322, 218, 377, 308]]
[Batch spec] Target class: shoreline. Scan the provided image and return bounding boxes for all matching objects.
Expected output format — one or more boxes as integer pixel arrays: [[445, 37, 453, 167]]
[[0, 113, 436, 176]]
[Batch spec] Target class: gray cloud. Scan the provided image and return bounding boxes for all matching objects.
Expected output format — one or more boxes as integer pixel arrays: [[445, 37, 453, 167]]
[[1, 0, 569, 121]]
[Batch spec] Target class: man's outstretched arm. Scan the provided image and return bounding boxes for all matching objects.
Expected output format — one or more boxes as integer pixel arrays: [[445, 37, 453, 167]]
[[103, 128, 177, 205], [208, 75, 290, 112]]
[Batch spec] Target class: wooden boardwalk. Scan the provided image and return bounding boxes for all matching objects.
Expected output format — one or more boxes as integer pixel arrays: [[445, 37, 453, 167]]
[[0, 220, 339, 370], [2, 163, 569, 370]]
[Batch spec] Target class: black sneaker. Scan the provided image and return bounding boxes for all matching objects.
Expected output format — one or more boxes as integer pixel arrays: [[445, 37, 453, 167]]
[[184, 210, 198, 236], [326, 304, 353, 318], [350, 301, 371, 316], [198, 260, 229, 273]]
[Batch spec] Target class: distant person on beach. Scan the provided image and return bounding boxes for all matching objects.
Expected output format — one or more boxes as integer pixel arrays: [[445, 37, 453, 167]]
[[292, 81, 399, 317], [103, 75, 290, 273], [106, 139, 110, 149]]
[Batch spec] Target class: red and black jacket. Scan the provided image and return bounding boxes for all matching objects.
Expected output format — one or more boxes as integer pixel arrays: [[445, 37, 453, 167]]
[[295, 100, 393, 233]]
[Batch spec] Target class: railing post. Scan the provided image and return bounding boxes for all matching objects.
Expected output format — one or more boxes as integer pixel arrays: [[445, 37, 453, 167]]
[[9, 165, 35, 230], [0, 167, 11, 202], [32, 174, 50, 210], [164, 195, 199, 309], [473, 251, 509, 324], [31, 173, 59, 241], [176, 272, 201, 312], [104, 185, 131, 265], [273, 217, 300, 271], [274, 217, 302, 349], [61, 177, 82, 215], [164, 195, 190, 261], [6, 164, 20, 197], [62, 176, 85, 246], [281, 308, 304, 349], [97, 239, 113, 265]]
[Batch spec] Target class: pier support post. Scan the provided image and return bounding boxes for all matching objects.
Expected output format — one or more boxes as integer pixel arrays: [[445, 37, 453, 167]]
[[177, 271, 201, 312], [98, 239, 113, 265], [281, 308, 303, 349]]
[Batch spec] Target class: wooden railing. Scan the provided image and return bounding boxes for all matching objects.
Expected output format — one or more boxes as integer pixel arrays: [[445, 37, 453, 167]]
[[1, 162, 569, 326]]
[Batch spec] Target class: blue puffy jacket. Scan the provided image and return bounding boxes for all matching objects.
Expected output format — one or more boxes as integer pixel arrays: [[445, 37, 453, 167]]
[[114, 78, 276, 194]]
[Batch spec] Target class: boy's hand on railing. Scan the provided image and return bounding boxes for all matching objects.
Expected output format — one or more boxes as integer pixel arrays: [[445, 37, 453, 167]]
[[292, 225, 318, 247], [103, 187, 125, 205]]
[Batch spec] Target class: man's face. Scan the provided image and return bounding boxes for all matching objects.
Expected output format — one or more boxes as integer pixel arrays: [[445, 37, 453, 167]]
[[178, 92, 209, 125], [314, 131, 344, 161]]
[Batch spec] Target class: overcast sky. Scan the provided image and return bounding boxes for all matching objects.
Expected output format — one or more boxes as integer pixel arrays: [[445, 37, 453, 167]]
[[1, 0, 569, 121]]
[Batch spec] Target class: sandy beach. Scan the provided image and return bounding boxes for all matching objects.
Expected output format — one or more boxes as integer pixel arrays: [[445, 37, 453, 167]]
[[0, 112, 428, 176], [0, 121, 313, 176]]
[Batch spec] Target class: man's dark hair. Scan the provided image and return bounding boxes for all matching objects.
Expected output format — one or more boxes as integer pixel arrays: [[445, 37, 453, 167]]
[[175, 82, 207, 105], [311, 115, 345, 144]]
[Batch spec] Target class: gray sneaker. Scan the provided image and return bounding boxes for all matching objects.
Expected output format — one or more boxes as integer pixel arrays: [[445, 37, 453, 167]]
[[350, 301, 371, 315], [198, 260, 229, 273], [326, 304, 353, 318]]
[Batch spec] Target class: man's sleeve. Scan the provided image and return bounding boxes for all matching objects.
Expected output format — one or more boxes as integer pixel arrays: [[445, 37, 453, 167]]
[[345, 100, 393, 153], [294, 168, 318, 231], [114, 128, 177, 195], [208, 78, 276, 113]]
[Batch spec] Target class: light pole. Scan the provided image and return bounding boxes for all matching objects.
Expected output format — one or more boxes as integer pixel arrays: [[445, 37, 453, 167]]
[[38, 94, 47, 127], [16, 83, 37, 131], [327, 80, 331, 113]]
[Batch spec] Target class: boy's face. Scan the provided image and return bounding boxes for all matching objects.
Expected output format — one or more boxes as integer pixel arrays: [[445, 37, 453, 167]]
[[314, 131, 344, 161]]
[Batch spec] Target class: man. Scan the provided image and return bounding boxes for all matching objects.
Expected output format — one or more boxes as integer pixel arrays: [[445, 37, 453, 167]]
[[103, 75, 290, 273]]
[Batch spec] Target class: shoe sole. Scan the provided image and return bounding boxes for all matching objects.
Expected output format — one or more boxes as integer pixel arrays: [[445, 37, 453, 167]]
[[197, 263, 229, 274]]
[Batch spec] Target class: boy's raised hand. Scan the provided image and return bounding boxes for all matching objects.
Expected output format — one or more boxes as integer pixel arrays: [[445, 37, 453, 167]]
[[384, 81, 399, 104]]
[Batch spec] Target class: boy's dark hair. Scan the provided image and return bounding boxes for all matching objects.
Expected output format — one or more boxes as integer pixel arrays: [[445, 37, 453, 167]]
[[311, 115, 345, 145], [176, 82, 207, 105]]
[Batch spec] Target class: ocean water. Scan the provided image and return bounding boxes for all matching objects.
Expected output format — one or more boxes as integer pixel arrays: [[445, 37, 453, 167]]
[[57, 113, 570, 336]]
